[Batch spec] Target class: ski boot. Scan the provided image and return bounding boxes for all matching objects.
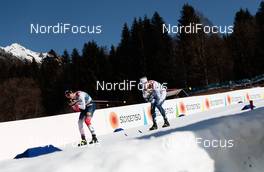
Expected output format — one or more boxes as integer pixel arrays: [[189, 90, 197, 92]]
[[162, 119, 170, 128], [78, 139, 87, 147], [89, 134, 98, 144], [149, 122, 158, 131]]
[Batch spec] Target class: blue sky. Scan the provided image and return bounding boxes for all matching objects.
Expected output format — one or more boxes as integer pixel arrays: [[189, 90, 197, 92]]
[[0, 0, 261, 54]]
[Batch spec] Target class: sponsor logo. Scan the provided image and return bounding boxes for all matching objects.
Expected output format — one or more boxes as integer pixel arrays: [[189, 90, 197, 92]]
[[154, 107, 174, 117], [109, 112, 119, 129], [227, 95, 232, 105], [248, 93, 261, 100], [205, 98, 210, 109], [231, 96, 243, 103], [146, 104, 174, 120], [186, 103, 201, 111], [210, 99, 224, 107], [179, 102, 187, 114], [227, 95, 244, 105], [246, 93, 250, 101], [109, 111, 143, 129], [119, 113, 141, 124], [164, 107, 174, 115]]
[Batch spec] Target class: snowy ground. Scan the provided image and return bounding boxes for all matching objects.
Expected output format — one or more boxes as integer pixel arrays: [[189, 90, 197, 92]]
[[0, 100, 264, 172]]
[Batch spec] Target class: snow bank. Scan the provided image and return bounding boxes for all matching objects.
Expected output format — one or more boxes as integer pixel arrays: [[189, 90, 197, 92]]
[[195, 107, 264, 172], [0, 130, 215, 172]]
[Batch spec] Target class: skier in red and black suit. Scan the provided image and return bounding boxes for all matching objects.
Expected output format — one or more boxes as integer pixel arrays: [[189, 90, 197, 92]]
[[65, 90, 98, 146]]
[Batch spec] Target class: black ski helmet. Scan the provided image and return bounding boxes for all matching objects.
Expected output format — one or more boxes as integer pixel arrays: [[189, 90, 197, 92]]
[[64, 90, 73, 95]]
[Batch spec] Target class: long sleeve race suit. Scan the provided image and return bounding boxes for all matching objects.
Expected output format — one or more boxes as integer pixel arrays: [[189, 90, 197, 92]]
[[142, 80, 167, 105]]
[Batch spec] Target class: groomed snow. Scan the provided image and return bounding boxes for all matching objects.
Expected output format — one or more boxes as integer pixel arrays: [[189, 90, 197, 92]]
[[0, 100, 264, 172]]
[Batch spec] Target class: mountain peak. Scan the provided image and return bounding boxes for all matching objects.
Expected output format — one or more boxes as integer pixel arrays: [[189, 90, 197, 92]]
[[1, 43, 47, 63], [9, 43, 24, 47]]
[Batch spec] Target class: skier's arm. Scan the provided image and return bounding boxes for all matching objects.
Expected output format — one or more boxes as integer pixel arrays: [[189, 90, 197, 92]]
[[78, 93, 86, 110], [68, 99, 78, 106], [152, 81, 166, 105], [142, 89, 154, 103], [142, 90, 150, 100]]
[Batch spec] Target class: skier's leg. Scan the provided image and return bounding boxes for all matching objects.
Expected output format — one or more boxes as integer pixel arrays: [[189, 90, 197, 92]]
[[151, 102, 157, 122], [84, 103, 96, 134], [78, 112, 86, 141], [84, 115, 95, 135], [156, 100, 170, 127], [149, 103, 158, 130], [85, 103, 98, 144], [156, 101, 167, 120], [77, 111, 88, 146]]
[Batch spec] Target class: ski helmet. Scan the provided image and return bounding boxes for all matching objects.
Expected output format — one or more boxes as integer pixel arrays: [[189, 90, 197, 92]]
[[140, 76, 148, 84], [65, 90, 73, 95]]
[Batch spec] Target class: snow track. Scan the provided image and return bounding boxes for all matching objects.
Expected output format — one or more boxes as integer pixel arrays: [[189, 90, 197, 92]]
[[1, 100, 264, 172]]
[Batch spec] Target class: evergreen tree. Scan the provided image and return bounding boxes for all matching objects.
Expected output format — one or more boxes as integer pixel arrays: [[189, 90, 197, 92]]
[[82, 41, 109, 81], [30, 58, 39, 79], [231, 9, 257, 79], [130, 17, 145, 79], [115, 23, 132, 79], [150, 12, 176, 86], [71, 48, 81, 65], [62, 49, 70, 64], [255, 1, 264, 74], [69, 48, 81, 90], [108, 45, 119, 80], [39, 50, 65, 114], [177, 4, 205, 87], [205, 34, 233, 83], [47, 49, 57, 57]]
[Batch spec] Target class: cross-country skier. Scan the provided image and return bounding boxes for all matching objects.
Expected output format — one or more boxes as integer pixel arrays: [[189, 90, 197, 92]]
[[140, 77, 170, 130], [65, 90, 98, 146]]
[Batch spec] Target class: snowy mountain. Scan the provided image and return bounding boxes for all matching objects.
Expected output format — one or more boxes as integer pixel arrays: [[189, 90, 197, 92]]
[[0, 43, 47, 63]]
